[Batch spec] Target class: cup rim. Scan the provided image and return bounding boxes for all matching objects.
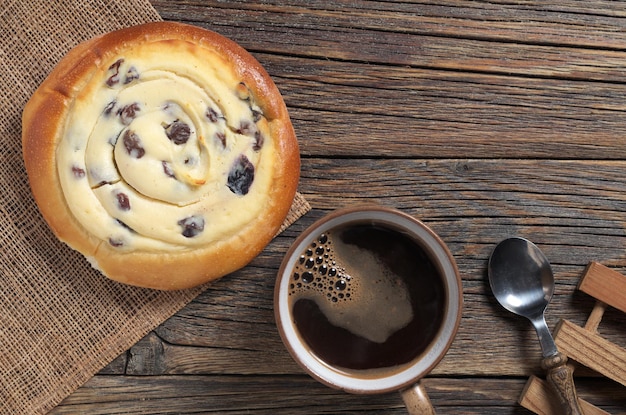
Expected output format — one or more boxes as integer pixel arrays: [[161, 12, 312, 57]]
[[274, 205, 463, 394]]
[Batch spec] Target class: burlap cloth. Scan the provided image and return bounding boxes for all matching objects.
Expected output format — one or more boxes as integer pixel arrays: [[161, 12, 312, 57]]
[[0, 1, 310, 414]]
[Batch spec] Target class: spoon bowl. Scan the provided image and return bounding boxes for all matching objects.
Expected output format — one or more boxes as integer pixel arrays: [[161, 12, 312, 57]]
[[488, 237, 554, 321]]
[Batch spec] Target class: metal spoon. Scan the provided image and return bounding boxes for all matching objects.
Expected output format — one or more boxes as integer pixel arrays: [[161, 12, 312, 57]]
[[488, 237, 584, 415]]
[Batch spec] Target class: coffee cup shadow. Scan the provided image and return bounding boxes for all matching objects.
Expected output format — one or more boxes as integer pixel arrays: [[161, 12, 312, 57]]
[[274, 205, 463, 414]]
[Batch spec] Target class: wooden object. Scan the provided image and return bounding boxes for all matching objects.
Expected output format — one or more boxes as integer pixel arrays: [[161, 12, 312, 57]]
[[578, 262, 626, 314], [541, 353, 583, 415], [520, 376, 609, 415], [519, 262, 626, 414], [556, 320, 626, 387]]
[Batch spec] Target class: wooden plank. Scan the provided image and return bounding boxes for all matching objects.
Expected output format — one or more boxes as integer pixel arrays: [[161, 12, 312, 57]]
[[519, 376, 609, 415], [154, 1, 626, 53], [579, 262, 626, 313], [554, 320, 626, 387], [214, 26, 626, 82], [43, 376, 542, 414], [50, 375, 626, 415], [267, 56, 626, 159]]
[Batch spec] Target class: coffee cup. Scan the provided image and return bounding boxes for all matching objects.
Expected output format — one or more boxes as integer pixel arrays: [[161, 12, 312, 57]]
[[274, 205, 462, 414]]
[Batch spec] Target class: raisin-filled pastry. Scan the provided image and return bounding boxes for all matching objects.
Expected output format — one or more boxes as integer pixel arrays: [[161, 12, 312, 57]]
[[22, 22, 300, 290]]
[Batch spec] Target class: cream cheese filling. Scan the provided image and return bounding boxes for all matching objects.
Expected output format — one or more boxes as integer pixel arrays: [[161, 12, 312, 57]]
[[56, 39, 275, 251]]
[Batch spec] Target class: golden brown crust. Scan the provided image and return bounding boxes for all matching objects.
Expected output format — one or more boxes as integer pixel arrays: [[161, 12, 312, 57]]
[[22, 22, 300, 290]]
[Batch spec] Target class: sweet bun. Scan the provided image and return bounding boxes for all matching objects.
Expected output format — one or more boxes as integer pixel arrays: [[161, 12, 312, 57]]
[[22, 22, 300, 290]]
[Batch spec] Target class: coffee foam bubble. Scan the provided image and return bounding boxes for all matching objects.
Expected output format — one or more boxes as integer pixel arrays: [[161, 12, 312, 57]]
[[289, 230, 413, 344]]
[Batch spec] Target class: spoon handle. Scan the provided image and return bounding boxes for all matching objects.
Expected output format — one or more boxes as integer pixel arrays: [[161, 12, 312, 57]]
[[541, 352, 584, 415]]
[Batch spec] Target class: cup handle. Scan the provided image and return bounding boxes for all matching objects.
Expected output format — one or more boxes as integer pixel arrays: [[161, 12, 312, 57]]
[[400, 381, 436, 415]]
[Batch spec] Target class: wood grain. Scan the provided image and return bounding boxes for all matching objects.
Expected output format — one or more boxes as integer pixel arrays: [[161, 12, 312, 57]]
[[277, 59, 626, 159], [50, 375, 626, 415], [53, 1, 626, 413], [579, 262, 626, 313], [520, 376, 610, 415], [556, 320, 626, 387]]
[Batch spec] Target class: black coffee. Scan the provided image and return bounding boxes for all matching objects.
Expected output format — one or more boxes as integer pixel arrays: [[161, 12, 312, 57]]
[[288, 223, 446, 372]]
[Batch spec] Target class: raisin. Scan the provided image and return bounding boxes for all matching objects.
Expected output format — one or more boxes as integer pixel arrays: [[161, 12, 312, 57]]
[[118, 103, 140, 125], [215, 132, 226, 148], [178, 215, 205, 238], [71, 165, 86, 178], [162, 161, 176, 178], [106, 59, 123, 87], [122, 130, 145, 158], [103, 101, 116, 116], [124, 66, 139, 84], [116, 192, 131, 211], [206, 107, 222, 122], [227, 154, 255, 195], [253, 131, 264, 151], [251, 108, 263, 122], [236, 121, 254, 136], [165, 120, 191, 145], [108, 237, 124, 247]]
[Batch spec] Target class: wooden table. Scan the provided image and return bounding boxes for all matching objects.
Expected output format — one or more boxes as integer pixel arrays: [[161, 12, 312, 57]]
[[52, 2, 626, 414]]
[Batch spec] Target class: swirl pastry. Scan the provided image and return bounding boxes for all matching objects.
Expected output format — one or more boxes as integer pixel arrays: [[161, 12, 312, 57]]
[[22, 22, 300, 290]]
